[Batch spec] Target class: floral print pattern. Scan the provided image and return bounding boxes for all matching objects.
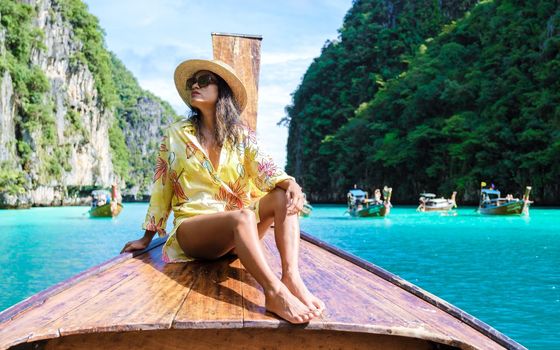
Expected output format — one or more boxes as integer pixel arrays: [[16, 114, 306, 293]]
[[153, 157, 168, 185], [142, 120, 294, 263], [159, 137, 169, 152], [145, 214, 166, 236], [169, 169, 188, 201], [258, 157, 278, 178], [214, 178, 249, 211]]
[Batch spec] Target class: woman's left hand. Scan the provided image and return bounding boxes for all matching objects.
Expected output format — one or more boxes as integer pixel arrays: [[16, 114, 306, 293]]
[[282, 179, 304, 215]]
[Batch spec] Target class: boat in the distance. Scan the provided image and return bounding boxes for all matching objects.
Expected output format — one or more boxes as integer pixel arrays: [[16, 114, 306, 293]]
[[417, 192, 457, 212], [89, 184, 123, 218], [347, 186, 392, 217], [478, 185, 532, 215]]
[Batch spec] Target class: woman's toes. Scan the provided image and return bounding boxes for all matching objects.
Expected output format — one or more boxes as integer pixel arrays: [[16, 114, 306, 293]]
[[313, 299, 325, 312], [311, 307, 321, 317]]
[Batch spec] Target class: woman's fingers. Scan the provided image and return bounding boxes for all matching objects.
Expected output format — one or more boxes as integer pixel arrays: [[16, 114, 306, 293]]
[[289, 194, 302, 212], [285, 189, 295, 208], [291, 196, 303, 215], [120, 242, 130, 254], [295, 195, 304, 211], [121, 241, 139, 254], [286, 191, 304, 215]]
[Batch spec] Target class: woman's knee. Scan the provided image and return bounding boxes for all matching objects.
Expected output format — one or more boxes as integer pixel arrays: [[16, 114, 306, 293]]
[[268, 187, 288, 206], [233, 208, 257, 228]]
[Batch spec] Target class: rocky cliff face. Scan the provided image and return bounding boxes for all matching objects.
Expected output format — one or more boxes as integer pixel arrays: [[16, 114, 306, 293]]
[[0, 0, 178, 208], [32, 0, 113, 186], [0, 13, 15, 164], [120, 95, 176, 200]]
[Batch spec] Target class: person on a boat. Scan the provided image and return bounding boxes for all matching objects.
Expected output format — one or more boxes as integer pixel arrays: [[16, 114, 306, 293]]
[[373, 189, 382, 205], [97, 195, 106, 206], [120, 59, 325, 324]]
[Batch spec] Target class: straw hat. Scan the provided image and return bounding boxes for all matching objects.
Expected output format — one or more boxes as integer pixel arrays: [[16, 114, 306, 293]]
[[174, 59, 247, 112]]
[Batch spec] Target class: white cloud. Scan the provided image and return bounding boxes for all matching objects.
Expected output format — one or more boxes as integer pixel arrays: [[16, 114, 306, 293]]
[[261, 49, 319, 66], [259, 84, 293, 107]]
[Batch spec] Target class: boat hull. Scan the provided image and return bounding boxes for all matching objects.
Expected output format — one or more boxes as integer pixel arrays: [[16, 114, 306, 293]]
[[478, 201, 528, 215], [89, 203, 123, 217], [350, 204, 390, 217], [0, 230, 526, 350], [421, 203, 455, 212], [33, 328, 437, 350]]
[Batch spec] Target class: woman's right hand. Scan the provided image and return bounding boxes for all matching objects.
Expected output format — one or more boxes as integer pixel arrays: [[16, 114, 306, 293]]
[[120, 235, 152, 254]]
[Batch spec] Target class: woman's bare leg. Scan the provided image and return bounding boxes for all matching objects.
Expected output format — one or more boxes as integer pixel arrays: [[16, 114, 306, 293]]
[[257, 189, 326, 315], [175, 209, 315, 324]]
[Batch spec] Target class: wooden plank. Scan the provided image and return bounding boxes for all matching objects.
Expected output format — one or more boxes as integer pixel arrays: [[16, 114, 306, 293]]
[[260, 230, 327, 330], [173, 257, 244, 329], [240, 237, 283, 328], [299, 232, 513, 349], [232, 231, 491, 348], [24, 247, 167, 342], [211, 33, 262, 131], [0, 250, 160, 349], [239, 230, 484, 349], [296, 239, 484, 348], [0, 236, 165, 325], [297, 240, 435, 329], [42, 328, 434, 350], [31, 249, 197, 340], [300, 231, 524, 349], [242, 230, 376, 330], [260, 230, 423, 331]]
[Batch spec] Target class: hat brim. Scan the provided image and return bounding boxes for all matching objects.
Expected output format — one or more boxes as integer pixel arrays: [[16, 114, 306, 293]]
[[174, 59, 247, 112]]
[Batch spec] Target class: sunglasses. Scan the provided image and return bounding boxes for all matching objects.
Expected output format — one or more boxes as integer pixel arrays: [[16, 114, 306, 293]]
[[186, 74, 218, 90]]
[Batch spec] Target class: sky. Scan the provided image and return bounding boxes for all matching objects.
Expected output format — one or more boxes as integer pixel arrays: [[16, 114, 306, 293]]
[[83, 0, 353, 169]]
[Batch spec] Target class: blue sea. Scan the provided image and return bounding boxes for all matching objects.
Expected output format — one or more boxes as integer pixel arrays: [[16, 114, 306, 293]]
[[0, 204, 558, 349]]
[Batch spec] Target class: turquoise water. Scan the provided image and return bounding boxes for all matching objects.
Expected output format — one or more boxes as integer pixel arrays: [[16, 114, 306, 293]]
[[1, 204, 558, 349]]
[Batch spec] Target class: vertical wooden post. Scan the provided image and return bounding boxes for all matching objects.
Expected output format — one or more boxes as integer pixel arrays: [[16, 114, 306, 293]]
[[211, 33, 262, 131]]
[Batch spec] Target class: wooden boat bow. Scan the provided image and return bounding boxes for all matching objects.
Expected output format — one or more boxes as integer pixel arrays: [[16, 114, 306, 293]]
[[0, 229, 526, 350]]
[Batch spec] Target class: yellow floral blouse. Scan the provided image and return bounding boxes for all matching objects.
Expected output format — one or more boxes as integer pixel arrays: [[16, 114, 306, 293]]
[[142, 120, 293, 263]]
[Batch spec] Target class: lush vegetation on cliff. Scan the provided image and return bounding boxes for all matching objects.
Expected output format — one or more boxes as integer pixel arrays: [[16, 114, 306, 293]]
[[57, 0, 180, 191], [110, 53, 180, 194], [285, 0, 560, 203], [0, 0, 179, 199], [0, 0, 59, 189]]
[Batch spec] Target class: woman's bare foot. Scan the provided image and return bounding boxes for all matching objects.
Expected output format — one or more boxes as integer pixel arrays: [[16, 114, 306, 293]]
[[264, 283, 316, 324], [281, 272, 326, 317]]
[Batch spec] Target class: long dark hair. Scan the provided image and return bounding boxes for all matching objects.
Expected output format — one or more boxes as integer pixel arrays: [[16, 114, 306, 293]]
[[188, 74, 245, 147]]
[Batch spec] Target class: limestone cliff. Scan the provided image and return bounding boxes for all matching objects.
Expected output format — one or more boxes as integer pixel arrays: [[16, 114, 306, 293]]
[[0, 0, 179, 208]]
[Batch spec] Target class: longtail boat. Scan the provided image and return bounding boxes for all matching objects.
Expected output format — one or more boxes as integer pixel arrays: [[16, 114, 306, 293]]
[[347, 186, 392, 217], [417, 191, 457, 212], [0, 230, 526, 350], [0, 34, 526, 350], [478, 186, 532, 215], [89, 185, 123, 218]]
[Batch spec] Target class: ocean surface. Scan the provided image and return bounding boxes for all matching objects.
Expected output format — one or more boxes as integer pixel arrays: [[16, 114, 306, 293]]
[[0, 203, 558, 349]]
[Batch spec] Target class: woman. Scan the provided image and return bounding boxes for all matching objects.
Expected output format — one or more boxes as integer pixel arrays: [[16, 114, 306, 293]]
[[121, 59, 325, 324]]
